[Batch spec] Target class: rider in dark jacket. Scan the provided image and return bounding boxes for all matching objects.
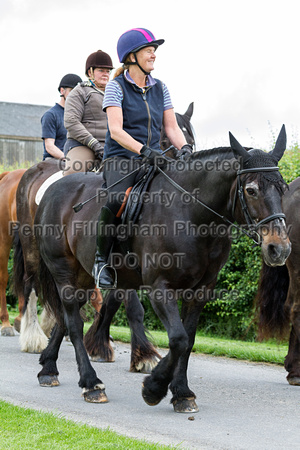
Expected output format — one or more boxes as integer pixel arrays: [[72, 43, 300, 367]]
[[92, 28, 193, 289]]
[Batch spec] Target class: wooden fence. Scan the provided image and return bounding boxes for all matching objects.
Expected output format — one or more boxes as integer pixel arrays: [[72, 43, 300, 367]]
[[0, 135, 43, 166]]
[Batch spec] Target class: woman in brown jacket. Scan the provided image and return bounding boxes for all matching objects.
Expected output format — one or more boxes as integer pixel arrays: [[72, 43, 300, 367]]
[[63, 50, 113, 175]]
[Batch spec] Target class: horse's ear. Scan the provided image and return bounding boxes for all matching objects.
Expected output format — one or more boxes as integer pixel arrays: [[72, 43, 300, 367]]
[[184, 102, 194, 119], [229, 132, 251, 164], [269, 124, 286, 162]]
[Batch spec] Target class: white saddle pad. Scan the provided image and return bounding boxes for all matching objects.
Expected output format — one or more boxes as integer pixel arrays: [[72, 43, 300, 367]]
[[35, 170, 64, 205]]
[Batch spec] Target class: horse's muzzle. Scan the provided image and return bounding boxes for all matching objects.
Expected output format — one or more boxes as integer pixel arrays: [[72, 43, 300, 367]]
[[262, 239, 292, 267]]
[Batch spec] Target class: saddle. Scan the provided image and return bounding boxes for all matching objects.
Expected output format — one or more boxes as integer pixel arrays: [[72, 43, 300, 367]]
[[121, 165, 156, 225], [111, 166, 156, 272]]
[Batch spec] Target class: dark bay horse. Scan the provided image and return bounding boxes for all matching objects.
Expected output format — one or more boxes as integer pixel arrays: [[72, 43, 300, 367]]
[[0, 169, 26, 336], [160, 102, 195, 151], [256, 176, 300, 386], [14, 103, 195, 364], [32, 126, 290, 411]]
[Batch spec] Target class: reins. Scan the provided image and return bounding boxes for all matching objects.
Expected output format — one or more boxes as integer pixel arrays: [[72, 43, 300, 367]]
[[73, 150, 286, 247], [156, 164, 286, 246], [72, 147, 174, 213]]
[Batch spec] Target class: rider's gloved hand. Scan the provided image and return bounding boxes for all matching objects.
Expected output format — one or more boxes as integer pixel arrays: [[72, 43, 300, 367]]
[[140, 145, 166, 168], [175, 144, 193, 160], [93, 141, 104, 160]]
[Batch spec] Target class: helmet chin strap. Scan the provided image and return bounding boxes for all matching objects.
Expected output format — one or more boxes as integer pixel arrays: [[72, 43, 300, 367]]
[[127, 53, 150, 76]]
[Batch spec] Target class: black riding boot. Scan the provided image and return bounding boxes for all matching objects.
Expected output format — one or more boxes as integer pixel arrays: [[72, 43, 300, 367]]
[[92, 206, 117, 289]]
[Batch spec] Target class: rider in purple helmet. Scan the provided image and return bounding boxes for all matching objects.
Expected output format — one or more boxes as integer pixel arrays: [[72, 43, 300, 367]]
[[92, 28, 193, 289]]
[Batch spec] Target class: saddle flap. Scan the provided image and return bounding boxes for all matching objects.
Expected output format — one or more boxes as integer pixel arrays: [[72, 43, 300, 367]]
[[122, 166, 156, 225]]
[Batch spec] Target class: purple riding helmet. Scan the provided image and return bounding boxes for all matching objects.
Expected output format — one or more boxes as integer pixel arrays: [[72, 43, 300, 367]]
[[117, 28, 165, 63]]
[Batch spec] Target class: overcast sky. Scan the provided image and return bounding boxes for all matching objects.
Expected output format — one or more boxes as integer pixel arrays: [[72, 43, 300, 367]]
[[1, 0, 299, 150]]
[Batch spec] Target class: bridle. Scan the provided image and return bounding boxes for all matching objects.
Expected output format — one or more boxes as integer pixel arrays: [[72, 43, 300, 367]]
[[157, 163, 286, 246], [232, 166, 286, 228]]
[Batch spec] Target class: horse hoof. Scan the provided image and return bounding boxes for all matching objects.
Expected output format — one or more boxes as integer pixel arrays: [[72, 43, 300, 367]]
[[14, 318, 21, 333], [134, 356, 160, 374], [0, 326, 15, 336], [21, 347, 44, 354], [109, 335, 116, 350], [287, 376, 300, 386], [38, 375, 60, 387], [82, 385, 108, 403], [90, 355, 115, 363], [141, 381, 162, 406], [173, 397, 199, 413]]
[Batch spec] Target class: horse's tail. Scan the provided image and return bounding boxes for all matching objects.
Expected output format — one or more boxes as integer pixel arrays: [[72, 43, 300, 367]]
[[12, 230, 25, 300], [255, 262, 290, 340], [38, 254, 63, 326], [0, 171, 10, 182]]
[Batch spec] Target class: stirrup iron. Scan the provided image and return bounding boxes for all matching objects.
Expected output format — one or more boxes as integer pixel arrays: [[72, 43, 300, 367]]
[[95, 264, 117, 290]]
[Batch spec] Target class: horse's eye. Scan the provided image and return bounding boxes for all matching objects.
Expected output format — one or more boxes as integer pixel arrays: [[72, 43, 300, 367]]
[[246, 188, 257, 196]]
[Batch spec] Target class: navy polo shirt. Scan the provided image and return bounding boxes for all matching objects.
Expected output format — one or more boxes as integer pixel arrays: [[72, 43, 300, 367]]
[[41, 103, 66, 159]]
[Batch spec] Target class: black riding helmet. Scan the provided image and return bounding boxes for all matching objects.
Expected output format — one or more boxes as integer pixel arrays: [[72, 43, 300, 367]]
[[58, 74, 82, 92]]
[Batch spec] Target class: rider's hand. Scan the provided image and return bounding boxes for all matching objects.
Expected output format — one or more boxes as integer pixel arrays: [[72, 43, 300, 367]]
[[175, 144, 193, 160], [93, 142, 104, 160], [140, 145, 166, 168]]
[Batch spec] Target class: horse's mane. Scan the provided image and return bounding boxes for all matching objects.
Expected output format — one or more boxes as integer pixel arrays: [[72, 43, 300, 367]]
[[185, 147, 286, 194], [188, 147, 234, 161]]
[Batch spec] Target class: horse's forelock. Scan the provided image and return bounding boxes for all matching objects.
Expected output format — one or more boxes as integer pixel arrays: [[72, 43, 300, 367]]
[[244, 171, 287, 195]]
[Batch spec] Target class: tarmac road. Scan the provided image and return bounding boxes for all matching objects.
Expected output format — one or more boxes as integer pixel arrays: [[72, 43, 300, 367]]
[[0, 334, 299, 449]]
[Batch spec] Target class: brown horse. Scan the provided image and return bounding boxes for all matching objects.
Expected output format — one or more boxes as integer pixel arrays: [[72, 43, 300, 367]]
[[0, 169, 26, 336], [12, 159, 69, 351], [28, 126, 290, 411], [13, 159, 103, 352], [256, 176, 300, 386]]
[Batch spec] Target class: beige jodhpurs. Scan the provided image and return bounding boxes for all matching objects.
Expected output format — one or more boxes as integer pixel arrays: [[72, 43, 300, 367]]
[[63, 146, 95, 176]]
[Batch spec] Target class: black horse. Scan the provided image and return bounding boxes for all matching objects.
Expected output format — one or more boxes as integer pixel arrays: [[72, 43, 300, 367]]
[[32, 125, 290, 412], [160, 102, 195, 152], [256, 176, 300, 386]]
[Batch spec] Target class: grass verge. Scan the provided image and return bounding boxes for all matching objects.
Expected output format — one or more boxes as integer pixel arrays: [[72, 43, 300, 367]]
[[7, 308, 288, 365], [105, 325, 288, 366], [0, 400, 174, 450]]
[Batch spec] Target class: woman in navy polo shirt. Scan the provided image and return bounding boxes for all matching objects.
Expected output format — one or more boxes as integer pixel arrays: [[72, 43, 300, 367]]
[[92, 28, 192, 289]]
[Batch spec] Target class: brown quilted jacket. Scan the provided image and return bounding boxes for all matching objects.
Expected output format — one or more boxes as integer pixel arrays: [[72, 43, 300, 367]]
[[64, 81, 107, 148]]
